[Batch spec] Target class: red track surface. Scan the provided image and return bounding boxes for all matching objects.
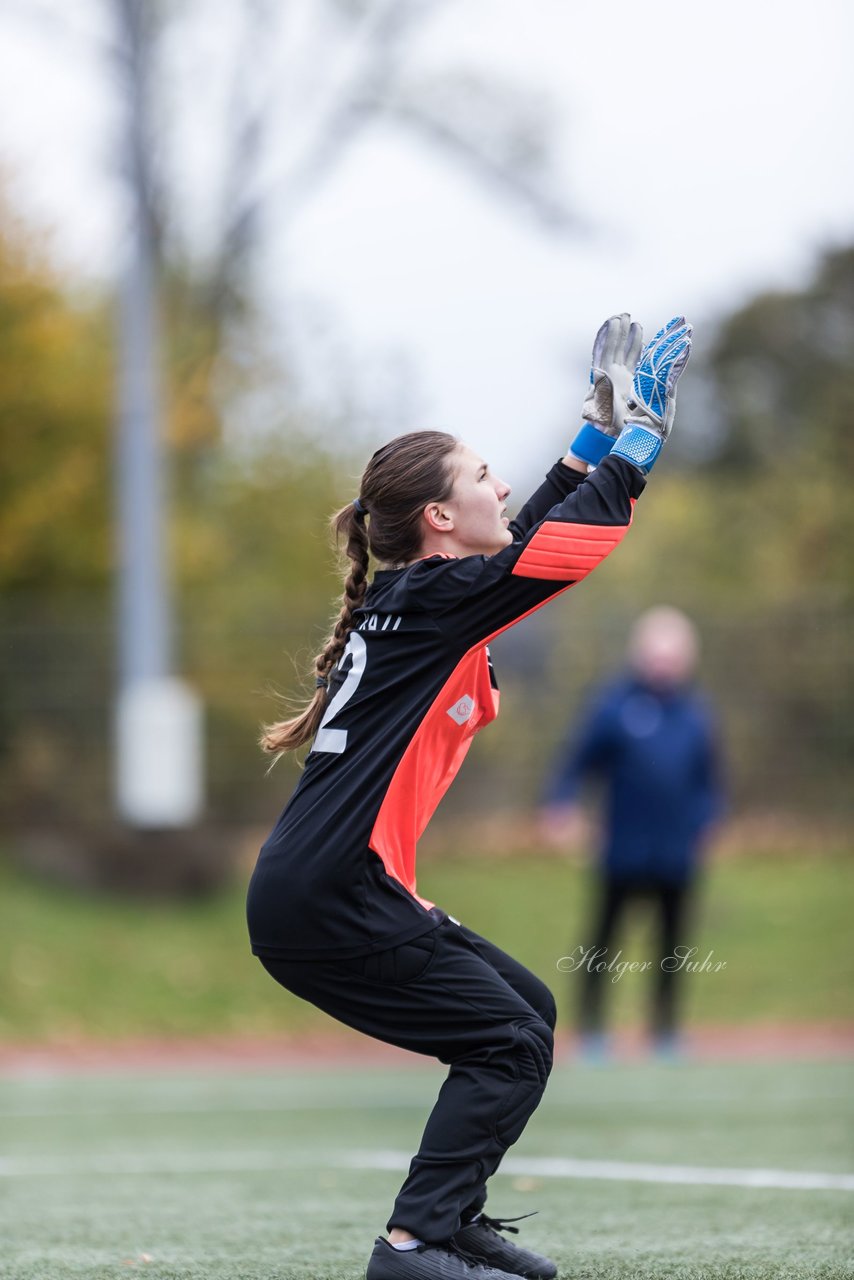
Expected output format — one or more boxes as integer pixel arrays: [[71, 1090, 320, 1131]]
[[0, 1024, 851, 1076]]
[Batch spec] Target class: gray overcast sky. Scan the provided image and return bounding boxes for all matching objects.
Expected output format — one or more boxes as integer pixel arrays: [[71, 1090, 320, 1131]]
[[1, 0, 853, 484]]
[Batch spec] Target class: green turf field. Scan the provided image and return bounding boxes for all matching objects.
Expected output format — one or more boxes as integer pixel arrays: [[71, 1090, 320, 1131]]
[[1, 848, 852, 1040], [1, 1058, 852, 1279]]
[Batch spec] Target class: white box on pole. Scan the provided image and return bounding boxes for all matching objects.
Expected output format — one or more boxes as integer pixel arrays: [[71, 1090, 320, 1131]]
[[116, 677, 204, 828]]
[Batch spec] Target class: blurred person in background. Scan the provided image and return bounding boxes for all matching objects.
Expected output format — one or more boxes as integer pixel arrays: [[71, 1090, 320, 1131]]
[[247, 316, 693, 1279], [540, 607, 724, 1061]]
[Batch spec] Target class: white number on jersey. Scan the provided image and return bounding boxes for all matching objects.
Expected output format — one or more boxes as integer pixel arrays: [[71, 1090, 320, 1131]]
[[312, 632, 367, 756]]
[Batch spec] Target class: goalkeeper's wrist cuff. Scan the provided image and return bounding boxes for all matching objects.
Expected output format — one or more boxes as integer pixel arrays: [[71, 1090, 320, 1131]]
[[569, 423, 614, 467], [611, 425, 662, 474]]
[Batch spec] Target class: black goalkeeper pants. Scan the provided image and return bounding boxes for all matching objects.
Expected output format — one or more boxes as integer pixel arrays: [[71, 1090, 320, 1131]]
[[259, 916, 556, 1244]]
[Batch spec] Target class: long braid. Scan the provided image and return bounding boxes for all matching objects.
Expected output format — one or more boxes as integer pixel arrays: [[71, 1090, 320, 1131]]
[[315, 507, 370, 686], [260, 429, 458, 762]]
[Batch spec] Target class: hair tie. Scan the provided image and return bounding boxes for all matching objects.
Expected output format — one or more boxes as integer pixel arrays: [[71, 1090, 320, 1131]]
[[352, 497, 367, 517], [315, 676, 328, 689]]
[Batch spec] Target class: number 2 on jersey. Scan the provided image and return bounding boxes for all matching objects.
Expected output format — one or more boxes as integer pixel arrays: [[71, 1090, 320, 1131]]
[[312, 632, 367, 755]]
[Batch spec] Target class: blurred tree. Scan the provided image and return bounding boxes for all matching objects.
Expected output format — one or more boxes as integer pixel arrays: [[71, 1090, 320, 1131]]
[[709, 244, 854, 474], [0, 183, 337, 814], [10, 0, 576, 407], [0, 202, 112, 596]]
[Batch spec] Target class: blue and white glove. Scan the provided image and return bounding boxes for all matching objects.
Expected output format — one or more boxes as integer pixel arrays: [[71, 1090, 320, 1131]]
[[570, 313, 644, 468], [611, 316, 693, 474]]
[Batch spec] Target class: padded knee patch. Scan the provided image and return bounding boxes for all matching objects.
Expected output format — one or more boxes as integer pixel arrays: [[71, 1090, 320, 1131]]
[[494, 1018, 554, 1146]]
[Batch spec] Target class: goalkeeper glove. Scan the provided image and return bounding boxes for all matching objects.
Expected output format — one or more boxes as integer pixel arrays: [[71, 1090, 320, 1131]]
[[611, 316, 693, 474], [569, 312, 644, 468]]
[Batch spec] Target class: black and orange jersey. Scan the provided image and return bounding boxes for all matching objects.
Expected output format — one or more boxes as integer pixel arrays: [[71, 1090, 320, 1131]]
[[246, 453, 645, 959]]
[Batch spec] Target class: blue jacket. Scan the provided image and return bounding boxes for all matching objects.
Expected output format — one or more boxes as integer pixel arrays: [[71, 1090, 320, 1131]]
[[545, 674, 724, 883]]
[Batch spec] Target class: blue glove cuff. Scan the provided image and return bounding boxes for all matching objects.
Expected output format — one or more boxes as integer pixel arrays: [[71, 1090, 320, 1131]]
[[569, 423, 615, 467], [611, 425, 662, 473]]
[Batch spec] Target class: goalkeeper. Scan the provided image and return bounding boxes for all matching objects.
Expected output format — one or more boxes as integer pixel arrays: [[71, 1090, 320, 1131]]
[[247, 313, 692, 1280]]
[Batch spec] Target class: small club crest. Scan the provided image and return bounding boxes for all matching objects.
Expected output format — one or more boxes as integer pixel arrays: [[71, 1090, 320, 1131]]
[[447, 695, 475, 725]]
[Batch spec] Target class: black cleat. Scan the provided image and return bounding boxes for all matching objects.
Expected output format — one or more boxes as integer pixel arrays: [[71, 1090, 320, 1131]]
[[450, 1213, 557, 1280], [366, 1235, 528, 1280]]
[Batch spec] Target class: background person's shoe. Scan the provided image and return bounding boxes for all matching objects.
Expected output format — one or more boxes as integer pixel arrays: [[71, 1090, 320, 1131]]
[[451, 1213, 557, 1280], [366, 1235, 527, 1280], [577, 1031, 612, 1064], [651, 1030, 685, 1062]]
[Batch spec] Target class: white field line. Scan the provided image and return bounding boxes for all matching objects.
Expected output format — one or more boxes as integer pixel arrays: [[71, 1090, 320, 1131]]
[[7, 1091, 850, 1119], [0, 1151, 324, 1177], [0, 1098, 419, 1119], [342, 1151, 854, 1194], [0, 1148, 852, 1192]]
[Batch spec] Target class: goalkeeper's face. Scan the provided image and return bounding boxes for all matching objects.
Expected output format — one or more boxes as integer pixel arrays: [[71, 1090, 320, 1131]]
[[441, 443, 513, 557]]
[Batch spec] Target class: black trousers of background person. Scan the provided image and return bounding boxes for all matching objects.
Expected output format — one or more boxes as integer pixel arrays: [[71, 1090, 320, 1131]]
[[579, 876, 692, 1038], [260, 917, 556, 1245]]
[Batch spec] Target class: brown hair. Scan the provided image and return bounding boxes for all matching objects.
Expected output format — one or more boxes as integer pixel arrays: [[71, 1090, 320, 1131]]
[[260, 430, 459, 759]]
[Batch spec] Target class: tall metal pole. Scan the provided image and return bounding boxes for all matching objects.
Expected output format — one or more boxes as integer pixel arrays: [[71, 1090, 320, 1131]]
[[113, 0, 202, 829], [116, 90, 169, 687]]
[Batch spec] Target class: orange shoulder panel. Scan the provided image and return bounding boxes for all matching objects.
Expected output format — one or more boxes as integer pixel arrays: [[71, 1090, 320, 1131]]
[[512, 515, 632, 581]]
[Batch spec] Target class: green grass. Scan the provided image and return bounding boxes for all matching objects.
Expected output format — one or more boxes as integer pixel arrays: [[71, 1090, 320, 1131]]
[[0, 847, 852, 1041], [0, 1060, 852, 1278]]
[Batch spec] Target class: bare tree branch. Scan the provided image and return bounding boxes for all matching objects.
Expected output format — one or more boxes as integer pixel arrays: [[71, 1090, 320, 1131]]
[[208, 0, 281, 314], [1, 0, 112, 62], [110, 0, 167, 260], [4, 0, 583, 312], [377, 96, 581, 236], [268, 6, 580, 245]]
